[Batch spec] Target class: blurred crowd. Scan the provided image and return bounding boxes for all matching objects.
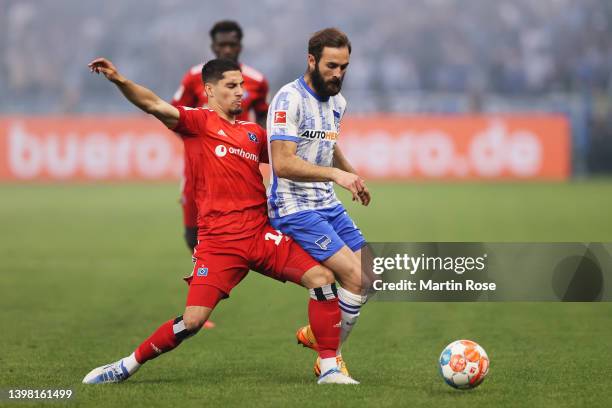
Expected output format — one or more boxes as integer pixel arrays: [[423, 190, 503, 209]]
[[1, 0, 612, 169], [1, 0, 611, 113]]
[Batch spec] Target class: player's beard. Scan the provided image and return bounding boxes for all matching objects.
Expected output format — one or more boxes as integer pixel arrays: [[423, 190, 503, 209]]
[[229, 107, 243, 116], [311, 63, 344, 97]]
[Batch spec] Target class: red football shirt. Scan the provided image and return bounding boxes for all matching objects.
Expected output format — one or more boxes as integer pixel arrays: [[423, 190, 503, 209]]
[[171, 62, 269, 228], [172, 106, 269, 240]]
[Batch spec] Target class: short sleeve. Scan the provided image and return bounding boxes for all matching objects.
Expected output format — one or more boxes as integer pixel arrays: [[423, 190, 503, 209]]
[[172, 106, 207, 137], [267, 91, 300, 143]]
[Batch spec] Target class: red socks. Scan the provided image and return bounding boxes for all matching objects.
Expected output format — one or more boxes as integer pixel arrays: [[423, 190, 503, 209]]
[[308, 284, 341, 359], [134, 317, 185, 364]]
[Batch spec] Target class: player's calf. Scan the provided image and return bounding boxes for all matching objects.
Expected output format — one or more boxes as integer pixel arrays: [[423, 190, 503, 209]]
[[82, 313, 203, 385], [132, 313, 201, 367], [323, 246, 369, 351], [83, 287, 223, 384], [300, 265, 344, 376]]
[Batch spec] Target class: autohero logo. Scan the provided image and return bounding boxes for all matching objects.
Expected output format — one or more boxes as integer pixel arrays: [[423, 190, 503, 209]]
[[300, 129, 338, 141], [214, 144, 259, 162], [372, 253, 488, 275]]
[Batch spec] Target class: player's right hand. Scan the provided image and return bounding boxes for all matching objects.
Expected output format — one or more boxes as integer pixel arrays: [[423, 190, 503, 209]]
[[88, 58, 123, 83]]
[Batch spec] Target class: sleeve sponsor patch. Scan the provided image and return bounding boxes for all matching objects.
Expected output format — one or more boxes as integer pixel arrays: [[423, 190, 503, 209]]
[[273, 111, 287, 125]]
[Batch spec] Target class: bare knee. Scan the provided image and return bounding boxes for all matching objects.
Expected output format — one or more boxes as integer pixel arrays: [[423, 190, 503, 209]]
[[182, 306, 212, 332], [301, 265, 335, 289], [338, 274, 361, 294], [320, 246, 365, 293], [333, 261, 362, 293]]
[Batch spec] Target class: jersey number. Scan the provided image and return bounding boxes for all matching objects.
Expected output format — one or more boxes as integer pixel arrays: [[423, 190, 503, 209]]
[[264, 231, 283, 246]]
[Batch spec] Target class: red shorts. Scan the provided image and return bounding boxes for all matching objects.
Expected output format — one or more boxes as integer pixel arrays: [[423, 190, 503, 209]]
[[184, 223, 318, 307]]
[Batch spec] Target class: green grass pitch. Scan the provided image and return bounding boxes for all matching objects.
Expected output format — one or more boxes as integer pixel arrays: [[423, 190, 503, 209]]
[[1, 181, 612, 407]]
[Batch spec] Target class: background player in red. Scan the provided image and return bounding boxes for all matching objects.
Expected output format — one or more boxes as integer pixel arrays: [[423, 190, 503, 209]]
[[172, 20, 269, 253], [83, 57, 358, 385]]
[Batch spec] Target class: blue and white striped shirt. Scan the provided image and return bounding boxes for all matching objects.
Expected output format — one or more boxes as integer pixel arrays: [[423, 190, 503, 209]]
[[267, 76, 346, 218]]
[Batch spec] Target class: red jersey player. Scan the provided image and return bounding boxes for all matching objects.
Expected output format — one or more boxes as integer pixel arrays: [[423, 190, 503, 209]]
[[83, 57, 358, 385], [172, 21, 268, 252]]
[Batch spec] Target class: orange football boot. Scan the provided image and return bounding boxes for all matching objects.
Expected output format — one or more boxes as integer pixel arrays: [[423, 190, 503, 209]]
[[296, 325, 318, 351], [297, 325, 351, 376]]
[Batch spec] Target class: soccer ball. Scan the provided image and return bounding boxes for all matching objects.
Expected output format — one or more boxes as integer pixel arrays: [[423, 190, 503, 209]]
[[439, 339, 489, 389]]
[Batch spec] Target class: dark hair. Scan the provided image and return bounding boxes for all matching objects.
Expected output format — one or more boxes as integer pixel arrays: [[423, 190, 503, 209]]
[[308, 28, 352, 62], [209, 20, 243, 41], [201, 59, 241, 84]]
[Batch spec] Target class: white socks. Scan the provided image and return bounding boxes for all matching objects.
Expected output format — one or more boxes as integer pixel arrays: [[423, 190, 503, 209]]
[[320, 357, 338, 374], [122, 352, 141, 375], [337, 286, 366, 354]]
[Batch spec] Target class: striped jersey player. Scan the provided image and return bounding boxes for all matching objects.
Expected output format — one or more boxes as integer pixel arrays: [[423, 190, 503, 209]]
[[266, 28, 372, 378]]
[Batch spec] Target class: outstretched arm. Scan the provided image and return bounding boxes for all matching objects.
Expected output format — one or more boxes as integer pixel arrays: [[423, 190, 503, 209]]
[[88, 58, 179, 129]]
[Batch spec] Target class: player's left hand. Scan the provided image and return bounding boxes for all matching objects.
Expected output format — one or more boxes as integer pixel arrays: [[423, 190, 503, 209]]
[[355, 178, 371, 206]]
